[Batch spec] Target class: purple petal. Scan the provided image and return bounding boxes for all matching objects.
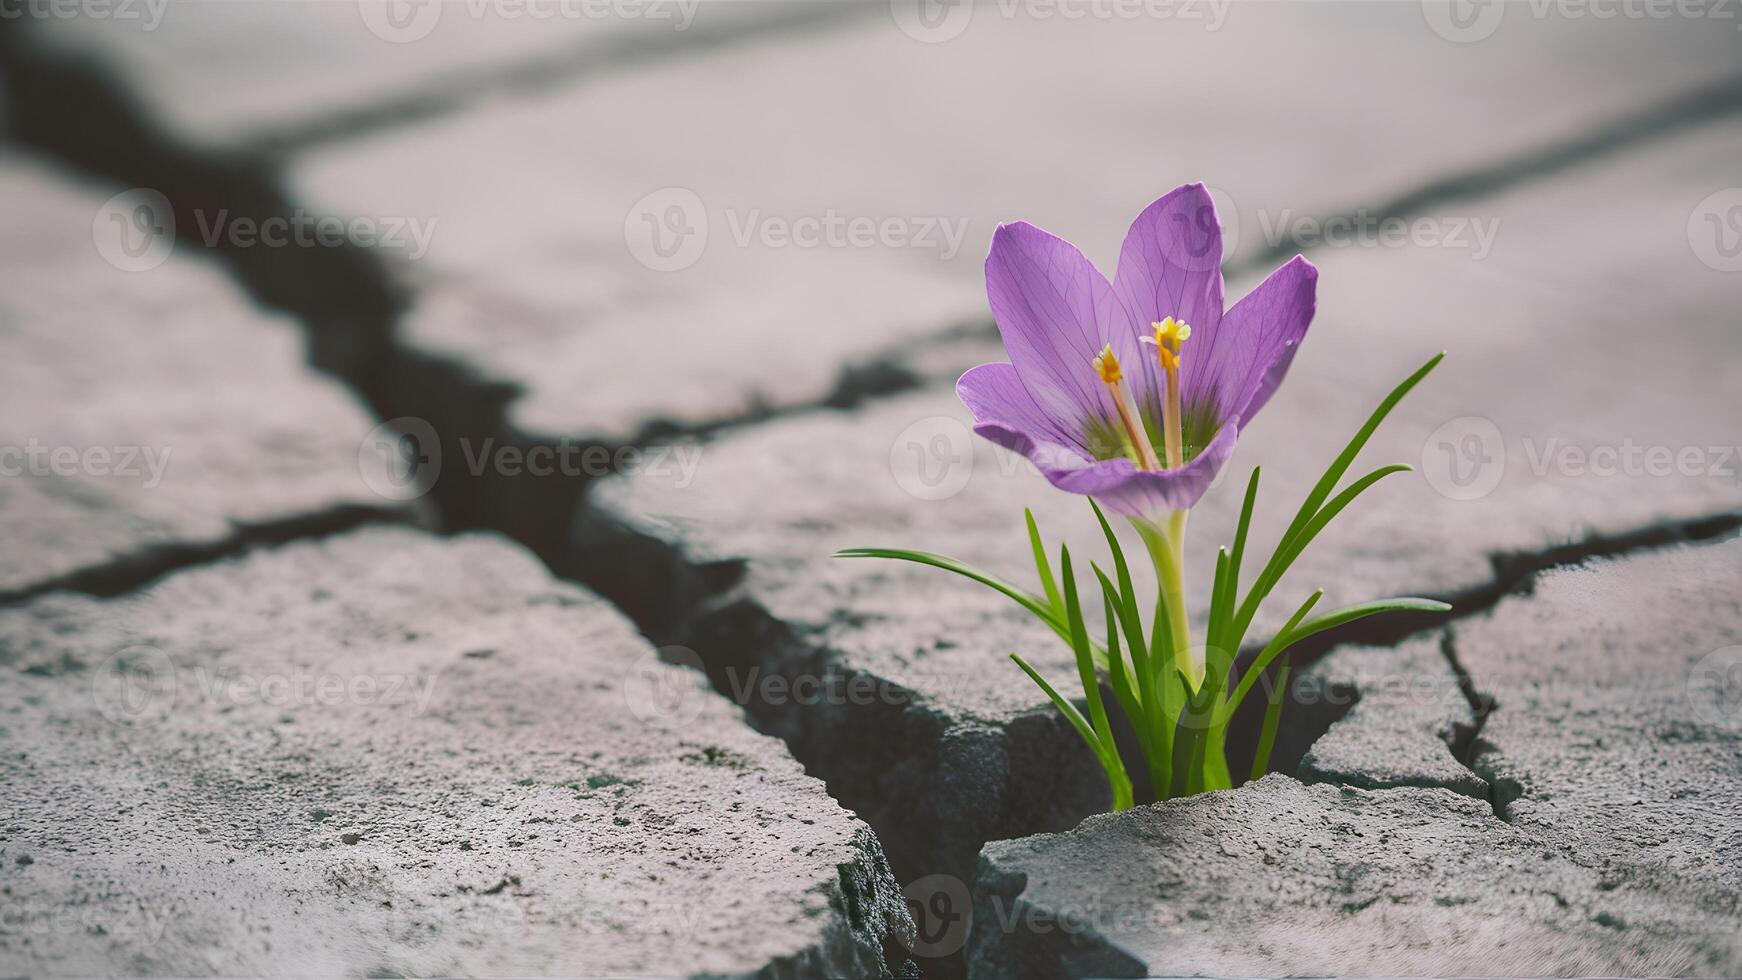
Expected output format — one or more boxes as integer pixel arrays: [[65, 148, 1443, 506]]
[[985, 221, 1135, 443], [957, 361, 1090, 462], [1188, 255, 1317, 425], [1042, 421, 1241, 519], [1111, 183, 1227, 407]]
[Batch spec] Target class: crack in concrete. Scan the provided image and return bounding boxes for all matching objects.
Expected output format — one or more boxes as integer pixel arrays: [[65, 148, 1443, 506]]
[[1255, 508, 1742, 781], [9, 25, 1742, 976], [1231, 70, 1742, 277], [243, 3, 879, 157], [0, 504, 417, 607]]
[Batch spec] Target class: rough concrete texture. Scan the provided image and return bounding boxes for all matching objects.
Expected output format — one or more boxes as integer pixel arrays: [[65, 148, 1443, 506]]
[[0, 527, 912, 977], [290, 2, 1741, 445], [1294, 635, 1486, 799], [0, 154, 409, 600], [971, 776, 1742, 978], [581, 123, 1742, 885], [24, 1, 840, 153], [1458, 537, 1742, 894]]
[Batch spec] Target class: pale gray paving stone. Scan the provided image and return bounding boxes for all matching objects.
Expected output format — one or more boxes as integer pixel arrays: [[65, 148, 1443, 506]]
[[0, 526, 911, 977], [583, 120, 1742, 878], [969, 775, 1742, 979], [1295, 635, 1485, 798], [23, 0, 808, 153], [0, 153, 409, 600], [290, 1, 1742, 447], [1456, 537, 1742, 893]]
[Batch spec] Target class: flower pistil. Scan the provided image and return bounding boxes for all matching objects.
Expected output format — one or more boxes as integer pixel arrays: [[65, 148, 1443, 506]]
[[1142, 317, 1192, 469], [1092, 344, 1163, 471]]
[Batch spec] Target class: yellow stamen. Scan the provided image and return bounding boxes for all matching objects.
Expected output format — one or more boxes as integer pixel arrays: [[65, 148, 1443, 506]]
[[1142, 317, 1192, 469], [1090, 344, 1162, 471], [1091, 343, 1123, 385]]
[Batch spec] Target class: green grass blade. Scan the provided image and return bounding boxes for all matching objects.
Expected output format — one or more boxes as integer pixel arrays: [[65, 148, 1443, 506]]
[[1224, 590, 1323, 720], [1219, 468, 1261, 656], [1224, 596, 1449, 722], [1278, 597, 1451, 648], [1010, 652, 1101, 758], [1249, 652, 1292, 782], [1027, 509, 1064, 619], [1061, 548, 1118, 751], [1230, 467, 1260, 587], [1207, 545, 1231, 669], [1080, 501, 1149, 692], [1232, 353, 1444, 639], [1093, 567, 1135, 720], [1270, 464, 1412, 575], [1280, 352, 1444, 556], [1095, 568, 1144, 740], [836, 546, 1067, 641], [1232, 461, 1413, 643]]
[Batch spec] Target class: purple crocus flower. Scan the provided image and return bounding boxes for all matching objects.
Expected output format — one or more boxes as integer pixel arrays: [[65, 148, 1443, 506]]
[[957, 183, 1317, 524]]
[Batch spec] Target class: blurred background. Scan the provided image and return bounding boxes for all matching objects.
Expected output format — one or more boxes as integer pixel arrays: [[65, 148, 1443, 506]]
[[1, 1, 1740, 976]]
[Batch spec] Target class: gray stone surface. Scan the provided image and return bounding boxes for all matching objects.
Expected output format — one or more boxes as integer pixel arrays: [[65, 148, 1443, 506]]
[[0, 154, 409, 600], [582, 122, 1742, 885], [1295, 635, 1485, 799], [1461, 537, 1742, 893], [971, 775, 1742, 978], [290, 1, 1742, 445], [1278, 537, 1742, 897], [0, 526, 911, 977], [25, 0, 831, 153]]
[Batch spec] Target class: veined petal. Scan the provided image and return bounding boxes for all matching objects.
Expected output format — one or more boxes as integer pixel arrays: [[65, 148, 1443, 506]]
[[957, 361, 1091, 463], [1187, 255, 1317, 425], [1043, 421, 1240, 519], [1112, 183, 1227, 410], [985, 221, 1135, 443]]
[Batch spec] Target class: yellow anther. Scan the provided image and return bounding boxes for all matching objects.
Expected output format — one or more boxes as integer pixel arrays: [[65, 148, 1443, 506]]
[[1091, 343, 1123, 385], [1146, 316, 1192, 353], [1142, 316, 1191, 470]]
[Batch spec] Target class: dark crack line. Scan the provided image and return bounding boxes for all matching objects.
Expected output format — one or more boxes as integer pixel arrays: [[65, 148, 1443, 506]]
[[1233, 508, 1742, 783], [244, 2, 879, 157], [9, 23, 1742, 976], [1230, 70, 1742, 277], [0, 504, 418, 607]]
